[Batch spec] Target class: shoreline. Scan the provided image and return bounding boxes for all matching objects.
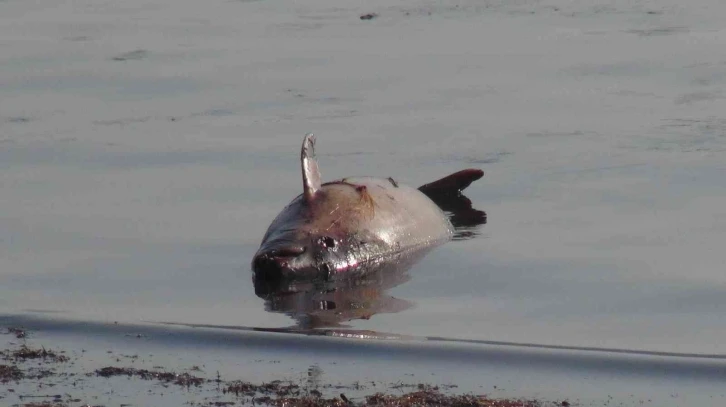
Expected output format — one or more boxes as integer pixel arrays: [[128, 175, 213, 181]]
[[1, 325, 558, 407]]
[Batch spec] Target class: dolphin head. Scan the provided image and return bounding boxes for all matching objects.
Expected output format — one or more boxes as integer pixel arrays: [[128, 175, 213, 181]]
[[253, 134, 367, 283], [251, 204, 346, 283], [251, 186, 381, 285]]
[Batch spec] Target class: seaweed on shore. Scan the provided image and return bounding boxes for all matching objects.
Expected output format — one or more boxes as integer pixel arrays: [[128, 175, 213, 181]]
[[365, 388, 543, 407]]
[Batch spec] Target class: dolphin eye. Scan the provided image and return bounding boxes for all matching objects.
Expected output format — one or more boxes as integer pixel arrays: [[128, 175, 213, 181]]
[[319, 236, 336, 249]]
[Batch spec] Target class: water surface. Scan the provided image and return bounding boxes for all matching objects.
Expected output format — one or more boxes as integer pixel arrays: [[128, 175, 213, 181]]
[[2, 1, 726, 401]]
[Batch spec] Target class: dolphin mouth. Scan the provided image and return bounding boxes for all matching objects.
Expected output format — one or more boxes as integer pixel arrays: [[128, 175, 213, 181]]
[[269, 246, 306, 258], [251, 245, 316, 283]]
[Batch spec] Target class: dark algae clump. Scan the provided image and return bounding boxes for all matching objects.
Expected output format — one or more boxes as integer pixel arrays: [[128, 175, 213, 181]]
[[0, 363, 24, 382], [7, 345, 69, 363], [225, 379, 301, 397], [94, 366, 205, 387], [19, 403, 69, 407]]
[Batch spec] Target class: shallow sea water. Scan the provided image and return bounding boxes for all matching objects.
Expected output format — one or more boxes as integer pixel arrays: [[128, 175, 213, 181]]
[[2, 0, 726, 405]]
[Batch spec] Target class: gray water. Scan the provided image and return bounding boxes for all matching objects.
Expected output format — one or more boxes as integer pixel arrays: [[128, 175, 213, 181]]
[[2, 0, 726, 402]]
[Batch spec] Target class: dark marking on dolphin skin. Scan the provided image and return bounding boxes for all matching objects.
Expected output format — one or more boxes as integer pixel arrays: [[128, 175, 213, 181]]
[[252, 134, 485, 286]]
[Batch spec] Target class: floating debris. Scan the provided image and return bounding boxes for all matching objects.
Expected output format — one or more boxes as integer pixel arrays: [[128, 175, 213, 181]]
[[112, 49, 148, 61], [6, 327, 26, 339], [6, 117, 32, 124]]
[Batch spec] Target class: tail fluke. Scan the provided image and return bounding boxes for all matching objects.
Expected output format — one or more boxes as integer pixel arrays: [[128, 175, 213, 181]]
[[418, 169, 484, 197]]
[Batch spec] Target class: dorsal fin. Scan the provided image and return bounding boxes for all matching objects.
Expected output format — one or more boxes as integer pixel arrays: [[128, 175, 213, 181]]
[[301, 133, 321, 202], [418, 169, 483, 198]]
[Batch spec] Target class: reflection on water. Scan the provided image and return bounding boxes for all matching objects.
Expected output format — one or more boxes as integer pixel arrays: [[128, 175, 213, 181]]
[[429, 191, 487, 241], [256, 252, 417, 330], [254, 193, 487, 331]]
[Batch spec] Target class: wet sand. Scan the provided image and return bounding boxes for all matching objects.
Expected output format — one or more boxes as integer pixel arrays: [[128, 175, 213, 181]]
[[2, 317, 725, 406]]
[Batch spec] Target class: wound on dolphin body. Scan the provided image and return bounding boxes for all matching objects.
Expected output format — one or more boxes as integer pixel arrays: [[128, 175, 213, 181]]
[[355, 184, 376, 218]]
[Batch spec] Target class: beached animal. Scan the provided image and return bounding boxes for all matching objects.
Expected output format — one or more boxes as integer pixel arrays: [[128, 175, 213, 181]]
[[252, 134, 484, 283]]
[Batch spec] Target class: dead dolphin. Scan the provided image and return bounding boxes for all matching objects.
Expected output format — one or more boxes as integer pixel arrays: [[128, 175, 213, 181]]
[[252, 134, 484, 283]]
